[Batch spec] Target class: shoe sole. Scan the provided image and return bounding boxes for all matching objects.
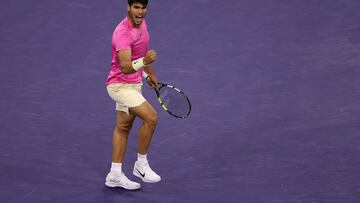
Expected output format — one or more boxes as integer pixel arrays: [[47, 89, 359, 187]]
[[133, 170, 161, 183], [105, 182, 141, 190]]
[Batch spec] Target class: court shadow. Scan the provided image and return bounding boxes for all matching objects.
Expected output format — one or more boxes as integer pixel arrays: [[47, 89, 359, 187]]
[[88, 186, 142, 203]]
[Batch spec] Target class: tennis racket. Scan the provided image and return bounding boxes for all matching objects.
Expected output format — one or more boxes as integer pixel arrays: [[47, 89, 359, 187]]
[[143, 72, 191, 119]]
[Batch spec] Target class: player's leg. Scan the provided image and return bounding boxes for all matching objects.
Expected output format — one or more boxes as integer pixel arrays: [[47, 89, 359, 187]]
[[105, 84, 142, 190], [129, 101, 161, 183], [129, 101, 158, 154], [105, 111, 141, 190], [112, 110, 136, 163]]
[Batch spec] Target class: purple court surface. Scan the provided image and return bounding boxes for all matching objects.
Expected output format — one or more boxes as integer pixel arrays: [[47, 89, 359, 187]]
[[1, 0, 360, 202]]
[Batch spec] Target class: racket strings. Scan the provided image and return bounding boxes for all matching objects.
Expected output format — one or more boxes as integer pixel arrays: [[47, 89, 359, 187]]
[[159, 87, 190, 117]]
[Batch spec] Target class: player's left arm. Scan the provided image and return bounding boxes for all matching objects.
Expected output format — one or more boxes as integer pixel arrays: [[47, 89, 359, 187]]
[[144, 64, 158, 88]]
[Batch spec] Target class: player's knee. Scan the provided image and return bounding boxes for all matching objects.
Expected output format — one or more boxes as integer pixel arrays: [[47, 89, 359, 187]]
[[116, 122, 133, 133], [146, 112, 158, 126]]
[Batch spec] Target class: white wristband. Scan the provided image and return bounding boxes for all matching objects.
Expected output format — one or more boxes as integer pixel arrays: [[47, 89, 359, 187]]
[[142, 71, 149, 79], [132, 57, 145, 71]]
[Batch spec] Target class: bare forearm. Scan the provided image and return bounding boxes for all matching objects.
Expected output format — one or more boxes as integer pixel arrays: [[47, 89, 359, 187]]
[[144, 64, 158, 87], [117, 49, 157, 74], [144, 64, 157, 77], [120, 61, 137, 74]]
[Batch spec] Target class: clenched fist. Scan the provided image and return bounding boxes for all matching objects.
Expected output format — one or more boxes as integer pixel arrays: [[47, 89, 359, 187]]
[[143, 50, 157, 65]]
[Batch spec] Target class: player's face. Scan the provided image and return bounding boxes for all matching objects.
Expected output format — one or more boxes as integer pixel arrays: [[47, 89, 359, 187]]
[[128, 3, 148, 27]]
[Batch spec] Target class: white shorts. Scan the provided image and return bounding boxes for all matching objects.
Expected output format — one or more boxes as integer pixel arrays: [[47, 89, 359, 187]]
[[107, 83, 146, 114]]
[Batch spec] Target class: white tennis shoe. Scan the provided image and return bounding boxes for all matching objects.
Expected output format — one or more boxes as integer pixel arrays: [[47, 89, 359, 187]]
[[105, 172, 141, 190], [133, 161, 161, 183]]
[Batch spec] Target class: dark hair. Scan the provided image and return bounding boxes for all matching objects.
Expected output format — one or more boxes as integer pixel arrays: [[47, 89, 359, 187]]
[[128, 0, 148, 6]]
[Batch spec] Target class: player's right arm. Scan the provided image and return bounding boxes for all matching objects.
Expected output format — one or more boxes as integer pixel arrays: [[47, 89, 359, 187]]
[[117, 50, 135, 74], [117, 50, 157, 74]]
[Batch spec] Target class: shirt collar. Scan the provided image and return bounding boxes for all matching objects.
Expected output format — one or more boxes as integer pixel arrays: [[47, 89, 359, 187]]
[[125, 16, 141, 30]]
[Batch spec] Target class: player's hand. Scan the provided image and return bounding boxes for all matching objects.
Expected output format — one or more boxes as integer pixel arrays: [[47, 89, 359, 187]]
[[146, 74, 158, 89], [143, 50, 157, 65]]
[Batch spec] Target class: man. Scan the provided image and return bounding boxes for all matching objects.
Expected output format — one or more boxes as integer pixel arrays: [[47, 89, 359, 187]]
[[105, 0, 160, 190]]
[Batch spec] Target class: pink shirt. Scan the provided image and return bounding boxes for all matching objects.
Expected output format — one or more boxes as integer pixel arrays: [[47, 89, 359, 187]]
[[106, 17, 149, 85]]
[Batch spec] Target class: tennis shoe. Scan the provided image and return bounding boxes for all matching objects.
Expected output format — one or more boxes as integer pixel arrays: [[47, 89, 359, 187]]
[[133, 161, 161, 183], [105, 172, 141, 190]]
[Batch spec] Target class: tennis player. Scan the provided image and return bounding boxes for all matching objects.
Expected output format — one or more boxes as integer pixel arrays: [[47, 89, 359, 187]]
[[105, 0, 161, 190]]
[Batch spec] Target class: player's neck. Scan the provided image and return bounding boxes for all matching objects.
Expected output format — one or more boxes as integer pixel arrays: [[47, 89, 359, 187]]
[[127, 16, 141, 29]]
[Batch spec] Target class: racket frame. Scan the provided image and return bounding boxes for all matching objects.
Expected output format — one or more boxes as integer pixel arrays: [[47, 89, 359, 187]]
[[154, 83, 191, 119]]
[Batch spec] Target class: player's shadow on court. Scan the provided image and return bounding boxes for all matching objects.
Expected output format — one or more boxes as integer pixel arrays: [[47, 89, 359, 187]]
[[90, 186, 147, 203]]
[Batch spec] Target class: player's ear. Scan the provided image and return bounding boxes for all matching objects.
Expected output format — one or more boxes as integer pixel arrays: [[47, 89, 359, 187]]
[[127, 5, 130, 12]]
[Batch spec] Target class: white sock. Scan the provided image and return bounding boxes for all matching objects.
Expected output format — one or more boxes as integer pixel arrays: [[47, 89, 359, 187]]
[[110, 162, 122, 173], [137, 153, 148, 164]]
